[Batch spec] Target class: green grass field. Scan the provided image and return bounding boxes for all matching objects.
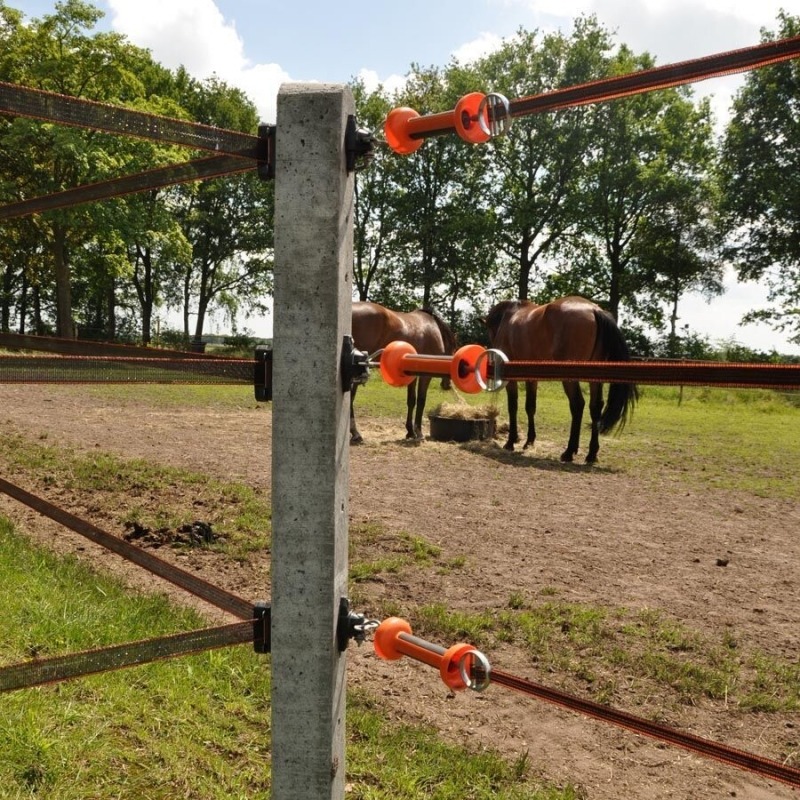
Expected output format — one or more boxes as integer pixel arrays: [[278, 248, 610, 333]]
[[0, 378, 796, 797], [0, 517, 573, 799], [356, 378, 799, 499]]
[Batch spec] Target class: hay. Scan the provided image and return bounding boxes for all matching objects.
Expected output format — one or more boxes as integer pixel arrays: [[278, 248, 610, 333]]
[[428, 402, 499, 421]]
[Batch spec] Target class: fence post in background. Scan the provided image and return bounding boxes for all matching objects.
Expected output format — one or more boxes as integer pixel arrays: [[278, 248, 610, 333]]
[[270, 84, 354, 799]]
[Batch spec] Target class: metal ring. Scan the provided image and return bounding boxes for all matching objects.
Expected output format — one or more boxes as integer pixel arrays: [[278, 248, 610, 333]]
[[366, 347, 384, 368], [478, 93, 512, 138], [459, 648, 492, 692], [475, 348, 508, 392]]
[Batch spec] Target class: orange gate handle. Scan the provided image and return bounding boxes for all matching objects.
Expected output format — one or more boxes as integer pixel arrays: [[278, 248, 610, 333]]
[[373, 617, 491, 692], [378, 341, 488, 394]]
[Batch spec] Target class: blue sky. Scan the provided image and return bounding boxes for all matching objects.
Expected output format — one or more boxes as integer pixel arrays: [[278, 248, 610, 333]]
[[14, 0, 800, 352]]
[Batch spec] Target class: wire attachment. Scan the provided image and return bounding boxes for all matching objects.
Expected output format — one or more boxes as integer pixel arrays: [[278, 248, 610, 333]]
[[373, 617, 492, 692], [373, 340, 494, 394], [338, 598, 380, 651], [478, 93, 512, 139], [475, 348, 508, 392]]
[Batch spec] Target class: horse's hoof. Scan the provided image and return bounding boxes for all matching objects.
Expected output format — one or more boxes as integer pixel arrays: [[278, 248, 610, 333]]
[[560, 452, 574, 462], [350, 435, 364, 445], [503, 441, 515, 451], [585, 454, 598, 464]]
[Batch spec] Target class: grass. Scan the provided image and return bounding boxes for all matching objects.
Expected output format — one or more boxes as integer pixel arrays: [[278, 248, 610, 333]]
[[0, 516, 573, 799], [0, 516, 273, 799], [0, 432, 271, 558], [610, 384, 800, 498], [405, 598, 800, 715], [1, 378, 798, 795], [349, 522, 445, 584], [354, 378, 800, 499]]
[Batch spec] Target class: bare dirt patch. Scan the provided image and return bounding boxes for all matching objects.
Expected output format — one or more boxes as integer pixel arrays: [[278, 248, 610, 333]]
[[1, 384, 798, 799]]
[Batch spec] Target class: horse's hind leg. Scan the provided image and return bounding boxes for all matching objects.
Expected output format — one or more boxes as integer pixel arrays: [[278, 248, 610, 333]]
[[350, 385, 363, 444], [504, 382, 520, 450], [522, 381, 538, 450], [586, 383, 604, 463], [405, 379, 421, 439], [561, 381, 585, 462], [412, 376, 431, 440]]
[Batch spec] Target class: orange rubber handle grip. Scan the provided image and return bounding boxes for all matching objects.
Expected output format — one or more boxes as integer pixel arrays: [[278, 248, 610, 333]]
[[384, 92, 491, 155], [373, 617, 488, 692], [378, 341, 488, 394]]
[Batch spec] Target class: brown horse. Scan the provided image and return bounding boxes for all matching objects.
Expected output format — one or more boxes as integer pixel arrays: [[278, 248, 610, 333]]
[[485, 296, 637, 463], [351, 301, 456, 443]]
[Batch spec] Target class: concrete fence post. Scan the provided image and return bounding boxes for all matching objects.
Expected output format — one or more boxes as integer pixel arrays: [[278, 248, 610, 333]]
[[271, 83, 354, 800]]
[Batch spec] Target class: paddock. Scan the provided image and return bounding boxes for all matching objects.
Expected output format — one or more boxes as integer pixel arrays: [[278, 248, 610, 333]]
[[0, 379, 797, 799], [2, 37, 800, 799]]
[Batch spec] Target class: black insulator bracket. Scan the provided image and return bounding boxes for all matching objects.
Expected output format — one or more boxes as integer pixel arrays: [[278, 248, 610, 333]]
[[253, 601, 272, 653], [256, 337, 367, 401], [257, 124, 276, 180], [345, 115, 377, 173], [254, 345, 273, 402], [337, 597, 378, 651], [341, 335, 369, 393]]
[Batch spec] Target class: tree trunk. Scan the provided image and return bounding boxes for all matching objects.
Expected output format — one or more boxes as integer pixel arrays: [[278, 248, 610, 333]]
[[133, 247, 154, 345], [194, 295, 207, 343], [1, 262, 11, 332], [33, 284, 44, 335], [106, 280, 117, 341], [517, 231, 533, 300], [52, 223, 74, 338], [183, 269, 192, 338], [18, 272, 29, 335]]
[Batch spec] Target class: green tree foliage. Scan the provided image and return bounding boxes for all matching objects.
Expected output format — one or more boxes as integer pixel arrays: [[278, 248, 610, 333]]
[[0, 2, 272, 345], [717, 12, 800, 345], [550, 44, 719, 331], [0, 1, 792, 357], [478, 18, 611, 301], [351, 79, 393, 302], [369, 64, 497, 317], [171, 73, 274, 344], [0, 0, 155, 337]]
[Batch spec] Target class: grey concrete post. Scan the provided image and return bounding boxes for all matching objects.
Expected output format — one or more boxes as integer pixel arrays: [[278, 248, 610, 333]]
[[271, 84, 353, 799]]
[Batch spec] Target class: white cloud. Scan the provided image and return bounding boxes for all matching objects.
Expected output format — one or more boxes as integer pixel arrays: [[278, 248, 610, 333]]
[[107, 0, 289, 123], [603, 0, 786, 28], [227, 62, 291, 125], [451, 31, 505, 64], [357, 68, 408, 98], [108, 0, 244, 75], [496, 0, 786, 61], [493, 0, 588, 17]]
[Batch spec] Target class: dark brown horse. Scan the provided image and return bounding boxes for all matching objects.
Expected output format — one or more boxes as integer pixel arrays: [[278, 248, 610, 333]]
[[485, 296, 637, 463], [351, 302, 456, 443]]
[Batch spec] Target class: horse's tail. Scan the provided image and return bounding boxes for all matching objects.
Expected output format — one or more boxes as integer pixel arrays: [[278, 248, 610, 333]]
[[594, 309, 638, 434], [422, 307, 457, 354], [421, 307, 457, 391]]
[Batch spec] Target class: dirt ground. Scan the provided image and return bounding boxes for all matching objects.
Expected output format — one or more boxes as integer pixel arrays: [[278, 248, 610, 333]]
[[0, 383, 798, 799]]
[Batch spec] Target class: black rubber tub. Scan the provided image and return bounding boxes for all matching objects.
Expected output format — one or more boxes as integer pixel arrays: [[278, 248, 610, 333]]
[[429, 416, 496, 443]]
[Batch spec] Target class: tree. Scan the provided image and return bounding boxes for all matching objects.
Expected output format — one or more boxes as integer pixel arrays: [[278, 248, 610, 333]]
[[717, 12, 800, 344], [351, 79, 393, 302], [172, 75, 274, 344], [0, 0, 162, 338], [377, 65, 489, 312], [558, 44, 718, 328], [477, 19, 611, 301]]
